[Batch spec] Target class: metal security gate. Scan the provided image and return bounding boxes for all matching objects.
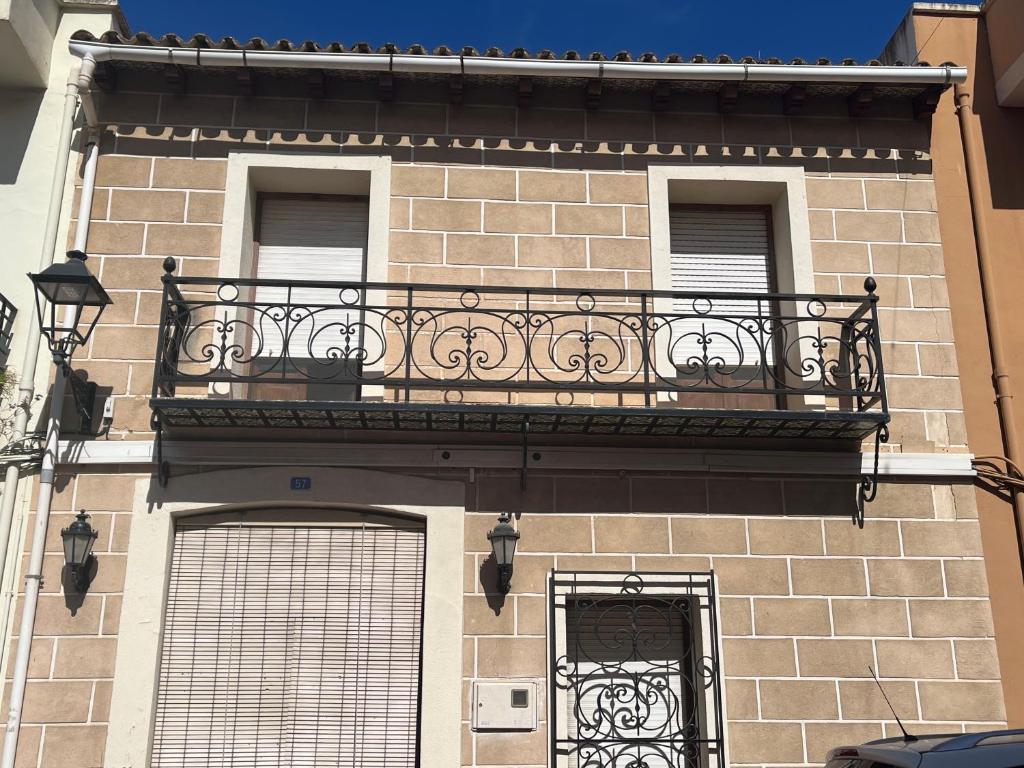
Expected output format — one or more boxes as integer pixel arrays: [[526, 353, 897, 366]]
[[550, 572, 725, 768], [152, 515, 425, 768]]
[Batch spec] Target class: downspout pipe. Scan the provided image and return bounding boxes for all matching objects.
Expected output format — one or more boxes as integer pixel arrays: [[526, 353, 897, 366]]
[[0, 58, 99, 768], [0, 58, 92, 604], [69, 39, 968, 86], [955, 84, 1024, 578]]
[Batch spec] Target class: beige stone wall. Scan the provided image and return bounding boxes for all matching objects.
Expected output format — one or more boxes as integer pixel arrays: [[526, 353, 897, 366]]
[[3, 473, 134, 768], [5, 470, 1001, 768], [464, 474, 1001, 767], [7, 92, 988, 767], [63, 93, 962, 453]]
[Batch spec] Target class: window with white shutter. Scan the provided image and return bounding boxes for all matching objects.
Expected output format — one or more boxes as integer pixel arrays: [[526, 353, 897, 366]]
[[249, 195, 370, 399], [668, 205, 775, 371], [151, 515, 425, 768]]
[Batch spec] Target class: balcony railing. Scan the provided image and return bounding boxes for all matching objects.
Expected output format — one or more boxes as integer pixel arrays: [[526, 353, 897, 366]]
[[0, 292, 16, 368], [151, 266, 888, 440]]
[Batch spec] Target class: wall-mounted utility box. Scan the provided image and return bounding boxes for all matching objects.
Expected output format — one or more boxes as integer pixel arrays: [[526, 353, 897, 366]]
[[471, 680, 538, 731]]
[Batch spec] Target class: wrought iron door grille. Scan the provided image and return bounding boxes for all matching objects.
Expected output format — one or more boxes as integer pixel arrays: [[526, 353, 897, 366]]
[[549, 571, 724, 768]]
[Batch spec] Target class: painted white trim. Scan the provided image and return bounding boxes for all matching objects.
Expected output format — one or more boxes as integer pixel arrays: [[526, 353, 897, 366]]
[[104, 466, 464, 768], [57, 439, 977, 479], [911, 2, 983, 16]]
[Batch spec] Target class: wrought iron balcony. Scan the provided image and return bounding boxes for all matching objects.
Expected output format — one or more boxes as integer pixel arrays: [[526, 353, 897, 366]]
[[150, 261, 888, 442], [0, 292, 16, 369]]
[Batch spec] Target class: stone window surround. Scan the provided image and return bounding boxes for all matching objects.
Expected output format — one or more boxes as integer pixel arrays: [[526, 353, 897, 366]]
[[104, 466, 464, 767], [213, 152, 392, 397], [218, 152, 391, 285], [646, 164, 815, 299]]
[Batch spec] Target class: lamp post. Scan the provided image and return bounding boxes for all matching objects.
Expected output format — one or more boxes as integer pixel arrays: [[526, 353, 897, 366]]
[[1, 251, 109, 767], [487, 513, 520, 594]]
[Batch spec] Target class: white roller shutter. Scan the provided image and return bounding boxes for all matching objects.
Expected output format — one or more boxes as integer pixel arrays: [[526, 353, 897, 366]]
[[669, 207, 773, 368], [152, 518, 425, 768], [565, 598, 693, 767], [254, 197, 369, 361]]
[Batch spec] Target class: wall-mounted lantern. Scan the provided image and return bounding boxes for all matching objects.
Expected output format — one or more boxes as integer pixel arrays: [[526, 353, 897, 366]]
[[30, 249, 111, 363], [487, 512, 520, 594], [60, 511, 98, 592]]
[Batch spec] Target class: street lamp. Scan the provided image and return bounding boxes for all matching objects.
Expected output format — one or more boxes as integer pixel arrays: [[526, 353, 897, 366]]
[[30, 250, 111, 363], [3, 250, 110, 765], [61, 511, 98, 592], [487, 513, 520, 594]]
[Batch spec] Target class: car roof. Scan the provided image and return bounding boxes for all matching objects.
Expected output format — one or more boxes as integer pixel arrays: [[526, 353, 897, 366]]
[[829, 729, 1024, 767], [866, 729, 1024, 753]]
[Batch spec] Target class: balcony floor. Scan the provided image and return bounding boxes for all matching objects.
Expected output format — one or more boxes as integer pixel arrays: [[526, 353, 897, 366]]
[[151, 399, 887, 442]]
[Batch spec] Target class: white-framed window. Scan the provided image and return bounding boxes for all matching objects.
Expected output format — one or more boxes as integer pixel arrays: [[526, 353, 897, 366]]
[[647, 165, 822, 410], [668, 204, 775, 372], [212, 154, 391, 401], [248, 194, 372, 401]]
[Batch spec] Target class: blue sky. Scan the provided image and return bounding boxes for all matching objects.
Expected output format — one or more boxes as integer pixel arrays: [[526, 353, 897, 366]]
[[117, 0, 979, 63]]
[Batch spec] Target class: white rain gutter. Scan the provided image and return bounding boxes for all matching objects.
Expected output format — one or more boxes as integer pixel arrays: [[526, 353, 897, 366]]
[[69, 39, 968, 86]]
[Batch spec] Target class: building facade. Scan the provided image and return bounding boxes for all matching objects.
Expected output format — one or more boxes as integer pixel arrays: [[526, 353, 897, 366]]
[[884, 0, 1024, 728], [0, 0, 123, 412], [0, 0, 121, 708], [0, 21, 1010, 768]]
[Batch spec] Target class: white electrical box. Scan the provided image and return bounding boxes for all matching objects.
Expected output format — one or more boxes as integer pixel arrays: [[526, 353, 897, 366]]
[[471, 680, 538, 731]]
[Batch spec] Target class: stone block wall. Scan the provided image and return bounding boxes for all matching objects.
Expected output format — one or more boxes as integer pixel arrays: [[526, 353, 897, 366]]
[[3, 473, 135, 768], [4, 87, 988, 768], [4, 470, 1002, 768], [58, 90, 962, 453], [463, 473, 1001, 767]]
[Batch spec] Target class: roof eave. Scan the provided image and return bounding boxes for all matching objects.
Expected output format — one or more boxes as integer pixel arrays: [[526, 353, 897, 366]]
[[68, 38, 968, 88]]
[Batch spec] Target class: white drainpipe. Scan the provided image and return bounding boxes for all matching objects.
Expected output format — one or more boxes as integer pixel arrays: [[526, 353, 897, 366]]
[[68, 39, 967, 86], [0, 55, 99, 768], [0, 58, 91, 612], [74, 134, 100, 252]]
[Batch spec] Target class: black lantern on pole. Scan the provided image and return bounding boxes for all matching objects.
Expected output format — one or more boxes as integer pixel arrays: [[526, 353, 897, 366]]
[[61, 511, 98, 591], [487, 513, 520, 594], [29, 250, 111, 362]]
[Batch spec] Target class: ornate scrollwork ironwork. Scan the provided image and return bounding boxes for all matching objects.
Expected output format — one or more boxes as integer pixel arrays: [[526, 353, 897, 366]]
[[152, 272, 887, 420], [551, 572, 724, 768], [856, 422, 890, 528]]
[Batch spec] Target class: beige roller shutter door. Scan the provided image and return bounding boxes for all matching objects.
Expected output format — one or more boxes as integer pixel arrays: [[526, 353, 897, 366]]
[[151, 517, 425, 768]]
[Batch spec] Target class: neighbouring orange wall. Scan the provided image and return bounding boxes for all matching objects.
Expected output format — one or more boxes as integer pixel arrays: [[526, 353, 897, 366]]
[[914, 6, 1024, 726], [985, 0, 1024, 88]]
